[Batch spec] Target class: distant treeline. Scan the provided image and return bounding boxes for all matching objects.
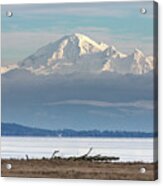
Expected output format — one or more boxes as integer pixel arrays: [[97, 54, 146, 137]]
[[1, 123, 157, 138]]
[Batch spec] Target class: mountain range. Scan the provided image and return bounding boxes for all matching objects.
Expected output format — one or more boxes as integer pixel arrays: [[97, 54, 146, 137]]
[[1, 33, 154, 76]]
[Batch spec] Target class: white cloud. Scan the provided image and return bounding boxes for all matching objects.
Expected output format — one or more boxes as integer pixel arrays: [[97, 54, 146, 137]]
[[46, 99, 153, 110]]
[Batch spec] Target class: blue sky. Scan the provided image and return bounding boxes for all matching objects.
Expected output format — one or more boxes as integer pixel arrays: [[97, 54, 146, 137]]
[[2, 1, 154, 65]]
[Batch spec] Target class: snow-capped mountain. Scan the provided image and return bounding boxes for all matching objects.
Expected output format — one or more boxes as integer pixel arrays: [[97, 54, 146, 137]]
[[1, 33, 154, 75], [102, 48, 153, 74], [0, 64, 18, 74]]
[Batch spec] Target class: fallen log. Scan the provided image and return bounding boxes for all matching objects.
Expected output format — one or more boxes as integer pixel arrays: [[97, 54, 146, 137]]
[[78, 147, 93, 159], [66, 148, 120, 162], [51, 150, 59, 159]]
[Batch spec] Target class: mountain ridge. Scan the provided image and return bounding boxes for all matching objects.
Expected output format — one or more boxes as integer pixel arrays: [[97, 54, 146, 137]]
[[1, 33, 154, 76]]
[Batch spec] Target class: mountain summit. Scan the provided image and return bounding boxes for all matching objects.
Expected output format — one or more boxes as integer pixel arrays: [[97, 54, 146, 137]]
[[47, 33, 108, 64], [1, 33, 154, 75]]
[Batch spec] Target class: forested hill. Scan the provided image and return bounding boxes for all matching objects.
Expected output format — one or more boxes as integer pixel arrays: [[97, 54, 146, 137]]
[[1, 123, 156, 138]]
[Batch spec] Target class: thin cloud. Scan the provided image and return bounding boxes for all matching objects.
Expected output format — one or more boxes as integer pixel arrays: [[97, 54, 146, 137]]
[[2, 3, 131, 18], [46, 99, 153, 110]]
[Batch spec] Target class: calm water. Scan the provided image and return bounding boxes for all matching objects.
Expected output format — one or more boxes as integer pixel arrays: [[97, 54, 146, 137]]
[[1, 137, 157, 162]]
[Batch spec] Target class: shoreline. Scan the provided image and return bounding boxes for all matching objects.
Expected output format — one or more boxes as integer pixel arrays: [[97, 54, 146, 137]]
[[1, 159, 158, 180], [1, 157, 156, 163]]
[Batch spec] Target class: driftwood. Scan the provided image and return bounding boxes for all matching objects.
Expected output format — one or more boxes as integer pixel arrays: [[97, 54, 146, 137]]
[[23, 147, 120, 162], [51, 150, 59, 159], [81, 155, 120, 161], [50, 148, 119, 162], [78, 147, 93, 159], [25, 154, 29, 160], [68, 148, 120, 162]]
